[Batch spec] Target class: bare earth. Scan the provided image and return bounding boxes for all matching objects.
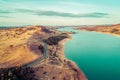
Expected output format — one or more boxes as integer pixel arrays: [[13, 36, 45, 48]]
[[0, 26, 87, 80]]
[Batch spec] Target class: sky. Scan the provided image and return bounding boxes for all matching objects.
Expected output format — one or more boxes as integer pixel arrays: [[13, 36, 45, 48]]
[[0, 0, 120, 26]]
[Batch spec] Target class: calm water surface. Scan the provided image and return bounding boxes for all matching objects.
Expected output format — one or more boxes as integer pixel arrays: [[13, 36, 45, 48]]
[[59, 27, 120, 80]]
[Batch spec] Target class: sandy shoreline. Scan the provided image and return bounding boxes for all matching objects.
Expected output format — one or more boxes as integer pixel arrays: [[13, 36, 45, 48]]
[[78, 24, 120, 37], [98, 31, 120, 37], [59, 36, 88, 80], [79, 29, 120, 37]]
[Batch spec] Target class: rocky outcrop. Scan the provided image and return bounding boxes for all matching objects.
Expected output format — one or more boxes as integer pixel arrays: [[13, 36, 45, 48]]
[[43, 35, 68, 45]]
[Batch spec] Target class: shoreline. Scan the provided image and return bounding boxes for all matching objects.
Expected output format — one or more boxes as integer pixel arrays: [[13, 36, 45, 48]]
[[78, 29, 120, 37], [59, 36, 87, 80], [77, 24, 120, 37], [0, 26, 88, 80]]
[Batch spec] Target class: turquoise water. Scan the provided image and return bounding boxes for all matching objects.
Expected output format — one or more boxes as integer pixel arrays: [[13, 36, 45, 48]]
[[59, 27, 120, 80]]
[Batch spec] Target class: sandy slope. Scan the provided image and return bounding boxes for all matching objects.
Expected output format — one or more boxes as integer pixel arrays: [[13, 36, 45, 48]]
[[0, 26, 44, 68]]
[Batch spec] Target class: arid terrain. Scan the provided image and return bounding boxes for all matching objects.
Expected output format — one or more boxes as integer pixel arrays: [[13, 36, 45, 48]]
[[78, 24, 120, 36], [0, 26, 87, 80]]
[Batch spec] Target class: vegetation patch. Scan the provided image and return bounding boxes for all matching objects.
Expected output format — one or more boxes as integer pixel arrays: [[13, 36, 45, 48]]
[[43, 35, 68, 45], [0, 66, 38, 80]]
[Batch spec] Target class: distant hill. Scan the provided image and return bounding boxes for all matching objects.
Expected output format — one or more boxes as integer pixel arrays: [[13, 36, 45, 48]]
[[78, 24, 120, 36]]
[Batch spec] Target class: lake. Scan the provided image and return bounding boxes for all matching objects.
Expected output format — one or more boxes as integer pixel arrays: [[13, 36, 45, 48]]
[[59, 27, 120, 80]]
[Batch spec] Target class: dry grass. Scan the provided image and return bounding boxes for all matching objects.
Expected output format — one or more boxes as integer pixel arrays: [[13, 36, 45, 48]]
[[79, 24, 120, 36], [0, 26, 44, 68]]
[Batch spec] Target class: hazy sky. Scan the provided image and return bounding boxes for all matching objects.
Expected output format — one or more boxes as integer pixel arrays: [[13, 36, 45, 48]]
[[0, 0, 120, 26]]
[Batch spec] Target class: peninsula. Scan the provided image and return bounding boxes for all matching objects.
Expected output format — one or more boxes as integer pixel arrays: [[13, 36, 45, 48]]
[[0, 26, 87, 80]]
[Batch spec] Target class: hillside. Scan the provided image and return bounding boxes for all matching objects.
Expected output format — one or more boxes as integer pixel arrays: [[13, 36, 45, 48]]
[[78, 24, 120, 36], [0, 26, 87, 80]]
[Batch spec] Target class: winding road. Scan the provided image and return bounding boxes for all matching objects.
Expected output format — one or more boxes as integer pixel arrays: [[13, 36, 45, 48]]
[[26, 39, 48, 67]]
